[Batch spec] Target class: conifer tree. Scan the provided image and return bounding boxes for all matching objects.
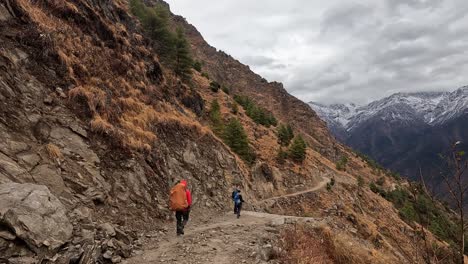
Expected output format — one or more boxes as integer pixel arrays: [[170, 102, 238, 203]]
[[289, 135, 307, 162], [130, 0, 193, 80], [173, 27, 193, 80], [223, 119, 255, 163], [277, 124, 294, 146], [209, 100, 223, 136]]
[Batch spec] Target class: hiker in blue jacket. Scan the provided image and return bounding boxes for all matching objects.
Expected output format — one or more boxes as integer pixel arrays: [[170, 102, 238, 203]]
[[231, 187, 239, 214], [233, 189, 245, 219]]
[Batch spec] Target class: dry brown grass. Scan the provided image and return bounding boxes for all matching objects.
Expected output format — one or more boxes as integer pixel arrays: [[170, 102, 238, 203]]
[[45, 143, 63, 159], [278, 225, 334, 264], [68, 85, 107, 113], [14, 0, 211, 153], [278, 225, 399, 264], [90, 115, 113, 134]]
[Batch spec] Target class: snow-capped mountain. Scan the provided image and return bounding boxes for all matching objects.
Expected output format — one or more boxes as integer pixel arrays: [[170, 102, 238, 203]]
[[310, 86, 468, 133], [309, 86, 468, 183]]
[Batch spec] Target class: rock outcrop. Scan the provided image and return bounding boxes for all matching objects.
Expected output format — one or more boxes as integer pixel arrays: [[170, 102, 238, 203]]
[[0, 183, 72, 256]]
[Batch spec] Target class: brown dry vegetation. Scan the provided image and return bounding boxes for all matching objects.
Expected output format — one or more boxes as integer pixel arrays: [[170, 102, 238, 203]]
[[278, 224, 400, 264], [277, 224, 334, 264], [45, 143, 62, 159], [13, 0, 209, 152]]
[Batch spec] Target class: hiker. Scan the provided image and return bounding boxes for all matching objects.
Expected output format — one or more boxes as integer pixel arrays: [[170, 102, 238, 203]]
[[231, 186, 239, 214], [233, 189, 245, 219], [169, 179, 192, 236]]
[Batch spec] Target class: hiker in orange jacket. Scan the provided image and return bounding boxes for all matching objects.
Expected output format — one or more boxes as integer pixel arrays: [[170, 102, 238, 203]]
[[170, 179, 192, 236]]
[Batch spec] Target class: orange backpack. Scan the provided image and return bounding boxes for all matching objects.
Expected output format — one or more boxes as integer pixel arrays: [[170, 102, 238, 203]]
[[169, 183, 188, 211]]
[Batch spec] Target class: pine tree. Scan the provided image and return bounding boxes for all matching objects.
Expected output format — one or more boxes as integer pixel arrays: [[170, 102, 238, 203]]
[[173, 27, 193, 80], [130, 1, 193, 80], [223, 119, 255, 163], [277, 124, 294, 146], [209, 100, 223, 136], [289, 135, 307, 162], [286, 124, 294, 141]]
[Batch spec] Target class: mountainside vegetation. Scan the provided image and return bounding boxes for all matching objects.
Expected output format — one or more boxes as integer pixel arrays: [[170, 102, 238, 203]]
[[0, 0, 466, 263]]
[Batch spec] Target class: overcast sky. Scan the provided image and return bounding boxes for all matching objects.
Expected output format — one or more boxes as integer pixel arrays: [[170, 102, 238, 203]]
[[165, 0, 468, 104]]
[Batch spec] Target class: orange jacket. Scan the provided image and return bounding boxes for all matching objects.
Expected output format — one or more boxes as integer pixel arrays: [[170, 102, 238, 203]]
[[186, 189, 192, 207]]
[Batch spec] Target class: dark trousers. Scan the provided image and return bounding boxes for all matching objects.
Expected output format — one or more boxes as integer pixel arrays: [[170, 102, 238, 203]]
[[235, 203, 242, 218], [233, 202, 237, 214], [176, 210, 190, 235]]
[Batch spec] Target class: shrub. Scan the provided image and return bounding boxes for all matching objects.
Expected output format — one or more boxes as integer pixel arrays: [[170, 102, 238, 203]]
[[376, 176, 385, 186], [210, 81, 221, 93], [192, 60, 202, 72], [289, 135, 307, 163], [234, 95, 277, 127], [326, 182, 332, 192], [201, 72, 210, 79], [221, 86, 230, 94], [369, 182, 386, 197], [336, 156, 348, 171]]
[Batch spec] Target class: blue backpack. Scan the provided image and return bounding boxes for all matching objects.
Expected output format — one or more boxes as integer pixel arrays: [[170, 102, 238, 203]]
[[233, 192, 241, 205]]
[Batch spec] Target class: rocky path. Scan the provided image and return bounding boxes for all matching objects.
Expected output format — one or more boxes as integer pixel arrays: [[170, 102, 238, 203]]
[[258, 176, 329, 203], [123, 179, 330, 264], [123, 211, 324, 264]]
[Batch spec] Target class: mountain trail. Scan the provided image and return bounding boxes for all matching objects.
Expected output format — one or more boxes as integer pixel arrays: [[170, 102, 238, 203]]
[[123, 181, 329, 264], [257, 176, 329, 203]]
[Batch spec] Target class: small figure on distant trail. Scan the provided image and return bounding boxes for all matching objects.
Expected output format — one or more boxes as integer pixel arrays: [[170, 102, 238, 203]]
[[169, 179, 192, 236], [233, 189, 245, 219], [231, 186, 239, 214]]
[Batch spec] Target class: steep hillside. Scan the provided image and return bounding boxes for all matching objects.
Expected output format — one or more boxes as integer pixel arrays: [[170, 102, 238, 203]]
[[0, 0, 463, 263]]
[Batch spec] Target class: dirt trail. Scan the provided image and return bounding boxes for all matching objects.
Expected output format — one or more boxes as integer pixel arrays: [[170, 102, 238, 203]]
[[258, 176, 330, 203], [123, 211, 324, 264], [123, 177, 330, 264]]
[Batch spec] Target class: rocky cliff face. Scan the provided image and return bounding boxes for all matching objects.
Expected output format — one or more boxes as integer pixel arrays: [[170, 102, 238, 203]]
[[0, 1, 246, 261], [0, 0, 461, 263]]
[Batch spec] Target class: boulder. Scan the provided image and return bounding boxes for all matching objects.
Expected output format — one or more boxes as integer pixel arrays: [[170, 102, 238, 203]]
[[30, 164, 66, 194], [98, 223, 116, 237], [0, 183, 73, 253]]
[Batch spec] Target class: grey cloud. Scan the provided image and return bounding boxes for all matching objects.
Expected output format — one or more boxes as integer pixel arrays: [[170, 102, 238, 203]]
[[321, 3, 374, 34], [241, 55, 275, 67], [167, 0, 468, 104], [381, 20, 432, 41]]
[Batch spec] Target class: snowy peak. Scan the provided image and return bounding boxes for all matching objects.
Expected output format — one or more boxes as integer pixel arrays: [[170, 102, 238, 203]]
[[309, 102, 358, 127], [309, 86, 468, 131]]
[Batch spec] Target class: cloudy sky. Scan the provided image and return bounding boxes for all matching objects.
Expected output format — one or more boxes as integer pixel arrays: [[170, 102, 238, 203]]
[[165, 0, 468, 104]]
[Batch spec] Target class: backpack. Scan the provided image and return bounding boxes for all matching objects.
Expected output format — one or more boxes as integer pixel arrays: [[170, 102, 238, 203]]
[[231, 190, 238, 200], [233, 192, 241, 205], [169, 183, 188, 211]]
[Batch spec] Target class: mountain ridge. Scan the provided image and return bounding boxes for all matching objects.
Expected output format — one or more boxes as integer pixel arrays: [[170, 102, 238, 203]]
[[310, 86, 468, 133]]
